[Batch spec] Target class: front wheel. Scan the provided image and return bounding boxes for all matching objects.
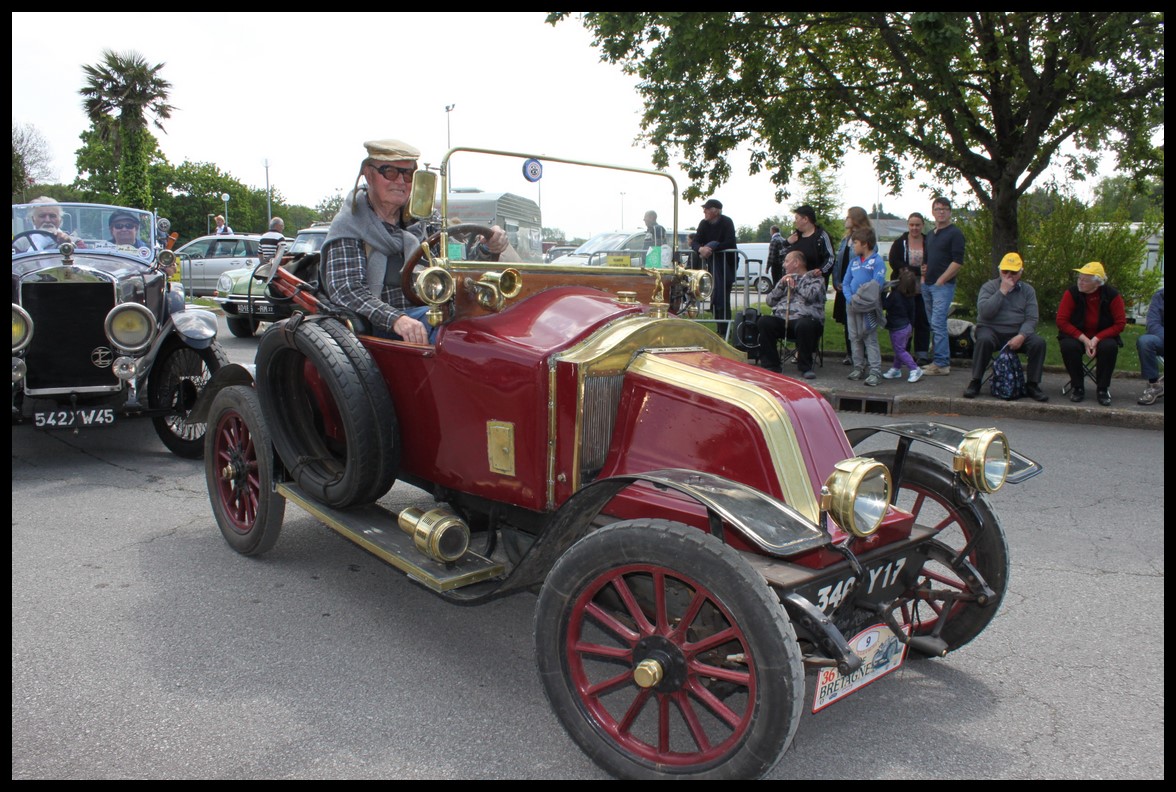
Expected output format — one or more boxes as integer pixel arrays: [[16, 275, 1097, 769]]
[[535, 520, 803, 779], [866, 450, 1010, 655], [205, 386, 285, 555], [149, 339, 228, 458]]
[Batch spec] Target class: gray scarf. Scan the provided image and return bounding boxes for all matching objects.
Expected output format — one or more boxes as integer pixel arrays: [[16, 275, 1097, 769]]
[[323, 188, 426, 290]]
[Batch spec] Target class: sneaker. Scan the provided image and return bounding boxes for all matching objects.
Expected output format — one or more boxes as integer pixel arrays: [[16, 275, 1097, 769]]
[[847, 367, 864, 381], [1138, 381, 1164, 405], [922, 363, 951, 376], [802, 370, 817, 380], [907, 367, 924, 383], [882, 367, 903, 379], [963, 379, 981, 398], [864, 372, 881, 386]]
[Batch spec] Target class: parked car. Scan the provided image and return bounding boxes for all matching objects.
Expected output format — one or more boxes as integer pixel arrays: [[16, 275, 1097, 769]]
[[550, 229, 689, 267], [212, 225, 324, 337], [195, 151, 1039, 779], [174, 233, 262, 296], [12, 202, 227, 457], [543, 244, 577, 262]]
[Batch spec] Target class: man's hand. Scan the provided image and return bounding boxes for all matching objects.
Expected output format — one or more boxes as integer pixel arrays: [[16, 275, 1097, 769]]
[[999, 271, 1017, 294], [485, 225, 509, 255], [1084, 336, 1099, 358], [392, 314, 429, 345], [1008, 333, 1025, 351], [699, 246, 713, 259]]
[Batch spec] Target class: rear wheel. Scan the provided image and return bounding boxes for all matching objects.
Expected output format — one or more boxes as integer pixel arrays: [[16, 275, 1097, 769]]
[[535, 520, 803, 779], [205, 386, 285, 555], [149, 339, 228, 458], [866, 450, 1009, 655], [226, 315, 260, 338]]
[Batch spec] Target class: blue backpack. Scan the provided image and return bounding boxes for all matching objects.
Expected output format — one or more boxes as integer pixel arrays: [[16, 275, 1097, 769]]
[[990, 346, 1026, 400]]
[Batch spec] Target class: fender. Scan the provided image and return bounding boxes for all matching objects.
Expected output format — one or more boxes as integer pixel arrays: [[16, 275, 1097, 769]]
[[189, 363, 256, 423], [491, 468, 830, 598], [846, 420, 1042, 485], [168, 307, 219, 350]]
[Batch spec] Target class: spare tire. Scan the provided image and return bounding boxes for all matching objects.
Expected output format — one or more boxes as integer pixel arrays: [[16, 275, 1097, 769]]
[[255, 317, 398, 508]]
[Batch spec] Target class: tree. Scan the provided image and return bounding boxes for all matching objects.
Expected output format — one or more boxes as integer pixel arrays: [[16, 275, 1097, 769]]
[[315, 192, 345, 223], [551, 12, 1164, 273], [12, 122, 54, 188], [79, 49, 175, 208]]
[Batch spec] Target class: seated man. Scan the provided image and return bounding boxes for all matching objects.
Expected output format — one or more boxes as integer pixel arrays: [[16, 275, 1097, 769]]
[[756, 250, 826, 379], [1057, 261, 1126, 406], [108, 211, 151, 250], [1137, 286, 1164, 405], [322, 137, 513, 344], [964, 252, 1049, 401], [16, 197, 82, 251]]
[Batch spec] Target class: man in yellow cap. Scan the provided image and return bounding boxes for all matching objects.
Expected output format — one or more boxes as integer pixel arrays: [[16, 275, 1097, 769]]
[[1056, 261, 1126, 405], [321, 138, 510, 343], [963, 251, 1049, 401]]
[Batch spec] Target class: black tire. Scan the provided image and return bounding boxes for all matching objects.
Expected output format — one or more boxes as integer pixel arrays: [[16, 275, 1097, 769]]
[[866, 450, 1010, 655], [149, 338, 228, 459], [535, 520, 804, 780], [755, 276, 773, 294], [204, 386, 285, 555], [255, 318, 397, 508], [226, 315, 260, 338]]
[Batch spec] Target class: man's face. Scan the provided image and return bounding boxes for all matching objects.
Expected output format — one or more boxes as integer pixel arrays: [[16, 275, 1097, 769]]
[[784, 254, 803, 275], [1001, 268, 1022, 285], [932, 202, 952, 224], [32, 207, 62, 231], [702, 206, 720, 222], [794, 214, 812, 232], [366, 158, 416, 217], [110, 218, 140, 245], [644, 213, 655, 227]]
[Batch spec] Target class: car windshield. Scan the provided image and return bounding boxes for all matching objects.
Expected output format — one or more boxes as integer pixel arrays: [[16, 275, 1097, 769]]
[[289, 231, 327, 255], [433, 150, 682, 269], [12, 202, 157, 261]]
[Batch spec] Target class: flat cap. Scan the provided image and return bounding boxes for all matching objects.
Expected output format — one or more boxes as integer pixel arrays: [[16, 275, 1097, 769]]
[[364, 138, 421, 162], [702, 198, 723, 210]]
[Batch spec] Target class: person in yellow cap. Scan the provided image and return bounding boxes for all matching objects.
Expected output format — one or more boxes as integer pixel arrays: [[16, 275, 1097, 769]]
[[320, 138, 511, 344], [962, 251, 1049, 401], [1056, 261, 1126, 405]]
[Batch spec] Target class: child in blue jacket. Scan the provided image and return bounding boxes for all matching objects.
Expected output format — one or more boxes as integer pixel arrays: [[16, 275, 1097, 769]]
[[843, 227, 887, 385]]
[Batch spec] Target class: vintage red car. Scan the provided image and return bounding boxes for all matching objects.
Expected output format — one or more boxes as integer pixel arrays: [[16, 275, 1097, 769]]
[[197, 150, 1039, 779]]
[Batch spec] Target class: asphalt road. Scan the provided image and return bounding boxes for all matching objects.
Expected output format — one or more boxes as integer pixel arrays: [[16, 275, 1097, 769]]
[[11, 317, 1164, 779]]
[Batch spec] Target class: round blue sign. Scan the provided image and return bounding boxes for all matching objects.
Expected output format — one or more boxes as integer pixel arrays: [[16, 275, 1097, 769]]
[[522, 158, 543, 183]]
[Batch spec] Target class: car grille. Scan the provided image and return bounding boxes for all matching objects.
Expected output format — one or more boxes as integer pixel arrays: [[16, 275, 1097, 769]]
[[580, 373, 625, 477], [21, 281, 120, 392]]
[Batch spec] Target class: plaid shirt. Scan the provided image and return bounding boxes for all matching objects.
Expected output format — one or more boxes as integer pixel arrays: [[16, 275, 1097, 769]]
[[322, 235, 420, 334]]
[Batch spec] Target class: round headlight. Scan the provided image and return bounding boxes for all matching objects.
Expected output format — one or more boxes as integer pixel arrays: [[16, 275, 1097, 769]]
[[104, 303, 157, 353], [414, 266, 455, 305], [13, 304, 34, 353], [954, 428, 1009, 493], [157, 249, 176, 271], [216, 274, 234, 294], [822, 457, 893, 538], [688, 269, 714, 301]]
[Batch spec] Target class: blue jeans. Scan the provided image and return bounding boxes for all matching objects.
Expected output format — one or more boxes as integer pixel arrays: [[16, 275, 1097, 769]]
[[923, 282, 956, 367], [1137, 333, 1164, 381], [374, 305, 439, 344]]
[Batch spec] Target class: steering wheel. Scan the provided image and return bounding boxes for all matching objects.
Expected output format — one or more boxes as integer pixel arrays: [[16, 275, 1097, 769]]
[[401, 223, 499, 307], [12, 229, 60, 252]]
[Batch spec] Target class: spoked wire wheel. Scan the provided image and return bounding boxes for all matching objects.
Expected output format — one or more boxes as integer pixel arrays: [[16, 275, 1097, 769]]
[[535, 520, 803, 779], [867, 450, 1009, 654]]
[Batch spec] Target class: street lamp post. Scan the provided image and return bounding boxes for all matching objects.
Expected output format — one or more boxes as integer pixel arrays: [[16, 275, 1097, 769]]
[[620, 192, 626, 229], [221, 193, 230, 230], [264, 159, 272, 226]]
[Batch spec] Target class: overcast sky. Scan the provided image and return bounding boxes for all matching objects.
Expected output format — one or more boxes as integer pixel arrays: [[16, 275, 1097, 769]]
[[13, 11, 1109, 238]]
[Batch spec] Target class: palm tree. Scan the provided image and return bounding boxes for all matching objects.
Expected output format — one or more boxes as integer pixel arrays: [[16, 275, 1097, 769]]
[[79, 49, 175, 209]]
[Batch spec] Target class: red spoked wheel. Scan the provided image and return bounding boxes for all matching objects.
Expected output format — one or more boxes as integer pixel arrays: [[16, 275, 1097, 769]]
[[204, 385, 285, 556], [535, 520, 803, 779], [867, 450, 1009, 655]]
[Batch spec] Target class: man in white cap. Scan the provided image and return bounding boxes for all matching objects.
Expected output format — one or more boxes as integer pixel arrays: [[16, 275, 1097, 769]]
[[963, 251, 1049, 401], [321, 138, 509, 343]]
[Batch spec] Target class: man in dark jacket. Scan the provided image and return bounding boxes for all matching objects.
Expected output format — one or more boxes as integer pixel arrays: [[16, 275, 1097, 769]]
[[692, 198, 738, 337], [1136, 287, 1164, 405]]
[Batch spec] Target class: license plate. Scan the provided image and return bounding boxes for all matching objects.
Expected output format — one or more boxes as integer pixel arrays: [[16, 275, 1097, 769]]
[[812, 623, 908, 712], [33, 408, 116, 429], [246, 302, 274, 315]]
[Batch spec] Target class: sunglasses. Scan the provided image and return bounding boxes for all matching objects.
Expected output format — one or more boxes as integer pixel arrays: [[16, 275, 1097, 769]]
[[373, 164, 416, 181], [111, 222, 139, 230]]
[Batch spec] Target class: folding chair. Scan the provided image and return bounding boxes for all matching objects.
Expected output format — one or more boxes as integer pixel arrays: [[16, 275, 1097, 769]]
[[779, 322, 824, 368], [1060, 336, 1122, 397]]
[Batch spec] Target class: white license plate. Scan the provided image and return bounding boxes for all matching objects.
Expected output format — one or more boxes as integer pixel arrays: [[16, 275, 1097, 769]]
[[33, 408, 116, 429], [246, 302, 274, 315], [812, 623, 908, 712]]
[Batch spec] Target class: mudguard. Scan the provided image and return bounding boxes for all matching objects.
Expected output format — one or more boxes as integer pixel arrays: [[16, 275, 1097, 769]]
[[169, 308, 219, 350]]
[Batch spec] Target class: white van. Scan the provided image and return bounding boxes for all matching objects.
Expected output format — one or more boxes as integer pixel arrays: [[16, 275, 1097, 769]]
[[735, 243, 773, 294]]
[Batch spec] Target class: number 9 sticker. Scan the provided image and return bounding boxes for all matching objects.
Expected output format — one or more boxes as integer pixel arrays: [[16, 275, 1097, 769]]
[[522, 158, 543, 183]]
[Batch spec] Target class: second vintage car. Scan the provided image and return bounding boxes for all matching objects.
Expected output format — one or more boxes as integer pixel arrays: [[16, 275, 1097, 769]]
[[212, 223, 323, 337], [13, 201, 227, 457]]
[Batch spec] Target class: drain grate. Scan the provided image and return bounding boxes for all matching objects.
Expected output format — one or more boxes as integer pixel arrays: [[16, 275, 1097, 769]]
[[834, 394, 894, 415]]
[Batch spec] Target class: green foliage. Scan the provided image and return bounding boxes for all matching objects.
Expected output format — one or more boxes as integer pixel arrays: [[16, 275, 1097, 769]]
[[552, 12, 1164, 264], [955, 195, 1163, 320], [12, 144, 28, 198]]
